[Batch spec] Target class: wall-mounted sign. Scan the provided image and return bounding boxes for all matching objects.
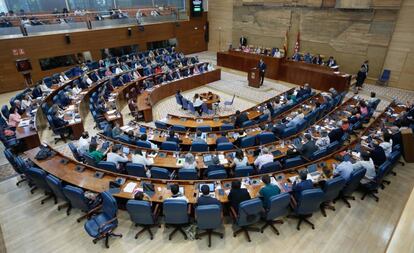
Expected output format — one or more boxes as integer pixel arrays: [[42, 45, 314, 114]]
[[191, 0, 203, 17]]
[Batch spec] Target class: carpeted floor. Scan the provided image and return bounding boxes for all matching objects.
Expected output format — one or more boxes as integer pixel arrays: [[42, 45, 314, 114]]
[[0, 164, 16, 183]]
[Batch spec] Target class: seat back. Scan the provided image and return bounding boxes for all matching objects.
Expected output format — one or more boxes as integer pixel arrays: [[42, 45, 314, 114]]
[[178, 168, 198, 180], [26, 167, 50, 191], [241, 120, 254, 128], [295, 189, 324, 215], [45, 174, 67, 201], [216, 142, 234, 151], [234, 166, 254, 177], [260, 161, 282, 174], [237, 198, 263, 227], [191, 141, 208, 152], [265, 192, 290, 220], [102, 191, 118, 219], [240, 136, 256, 148], [163, 199, 189, 224], [126, 200, 154, 225], [126, 163, 147, 177], [68, 142, 83, 161], [172, 125, 186, 132], [196, 204, 222, 230], [62, 185, 90, 211], [97, 161, 118, 173], [197, 125, 212, 132], [220, 124, 234, 131], [279, 126, 296, 138], [322, 176, 346, 202], [1, 105, 9, 119], [341, 168, 367, 196], [83, 153, 98, 167], [160, 141, 179, 151], [207, 169, 227, 179], [284, 156, 304, 168], [257, 132, 276, 145], [150, 167, 170, 179], [136, 140, 151, 149], [155, 120, 168, 129]]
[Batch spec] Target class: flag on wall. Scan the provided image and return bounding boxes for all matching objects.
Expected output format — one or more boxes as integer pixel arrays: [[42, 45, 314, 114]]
[[294, 31, 300, 53], [283, 30, 288, 57]]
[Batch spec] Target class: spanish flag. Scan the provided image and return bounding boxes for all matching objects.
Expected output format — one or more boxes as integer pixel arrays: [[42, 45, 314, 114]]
[[283, 30, 288, 57]]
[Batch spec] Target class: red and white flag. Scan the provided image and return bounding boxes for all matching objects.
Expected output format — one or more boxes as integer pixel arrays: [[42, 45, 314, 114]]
[[294, 31, 300, 53]]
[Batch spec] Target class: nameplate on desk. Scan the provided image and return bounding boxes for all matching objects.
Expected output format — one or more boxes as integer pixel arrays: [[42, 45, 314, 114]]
[[75, 165, 85, 173], [115, 177, 126, 185], [196, 119, 203, 123], [60, 158, 69, 165], [94, 171, 104, 179], [158, 152, 167, 158]]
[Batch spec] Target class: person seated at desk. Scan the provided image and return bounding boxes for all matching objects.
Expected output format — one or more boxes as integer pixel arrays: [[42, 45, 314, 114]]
[[379, 132, 393, 158], [182, 68, 191, 77], [166, 70, 175, 82], [204, 156, 225, 177], [328, 122, 345, 143], [326, 56, 337, 68], [292, 52, 302, 61], [227, 149, 248, 169], [358, 100, 369, 116], [298, 134, 318, 159], [139, 134, 158, 150], [286, 109, 305, 128], [254, 147, 274, 171], [193, 130, 206, 143], [82, 73, 93, 87], [59, 72, 69, 83], [193, 64, 200, 75], [120, 130, 137, 145], [106, 144, 128, 169], [31, 84, 43, 99], [132, 149, 153, 171], [193, 94, 203, 116], [262, 103, 272, 121], [312, 54, 323, 65], [366, 140, 387, 167], [333, 157, 353, 182], [234, 110, 249, 129], [292, 170, 314, 200], [368, 92, 380, 106], [303, 52, 312, 63], [7, 107, 21, 130], [183, 153, 197, 170], [71, 83, 82, 96], [143, 79, 154, 89], [228, 180, 251, 212], [197, 184, 221, 208], [167, 130, 180, 144], [51, 110, 69, 128], [216, 132, 229, 145], [104, 67, 113, 77], [59, 92, 71, 107], [272, 48, 281, 58], [167, 184, 188, 202], [315, 130, 330, 149], [12, 100, 25, 115], [161, 62, 170, 74], [88, 141, 109, 163], [348, 110, 362, 125], [272, 98, 282, 111], [77, 131, 90, 154], [352, 151, 375, 185], [121, 62, 130, 72], [132, 70, 142, 80], [154, 65, 162, 75], [112, 122, 122, 139], [207, 63, 214, 71], [258, 175, 281, 209]]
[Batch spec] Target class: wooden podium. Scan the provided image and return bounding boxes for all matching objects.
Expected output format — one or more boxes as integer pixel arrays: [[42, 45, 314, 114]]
[[248, 67, 261, 88]]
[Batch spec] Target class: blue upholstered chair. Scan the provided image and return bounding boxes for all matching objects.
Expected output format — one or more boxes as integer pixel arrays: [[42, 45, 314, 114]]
[[257, 132, 276, 145], [26, 167, 56, 204], [279, 126, 296, 138], [126, 200, 159, 240], [195, 204, 223, 247], [191, 141, 208, 152], [83, 153, 98, 167], [230, 198, 263, 242], [126, 163, 147, 178], [261, 192, 290, 234], [288, 188, 324, 230], [4, 149, 27, 186], [97, 161, 118, 173], [360, 161, 391, 201], [84, 191, 122, 248], [62, 185, 98, 219], [260, 161, 282, 174], [320, 176, 346, 217], [338, 168, 366, 208], [240, 136, 256, 148], [234, 166, 254, 177], [216, 142, 234, 151], [155, 120, 168, 129], [172, 125, 186, 132], [150, 167, 170, 179], [45, 174, 70, 212], [241, 120, 254, 128], [220, 123, 234, 131], [207, 170, 227, 179], [284, 156, 304, 168], [160, 141, 179, 151], [136, 140, 151, 149], [68, 142, 84, 162], [163, 199, 190, 240], [178, 168, 198, 180], [197, 125, 212, 132]]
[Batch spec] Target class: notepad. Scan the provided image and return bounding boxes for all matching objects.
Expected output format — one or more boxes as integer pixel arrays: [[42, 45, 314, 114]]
[[124, 182, 137, 193]]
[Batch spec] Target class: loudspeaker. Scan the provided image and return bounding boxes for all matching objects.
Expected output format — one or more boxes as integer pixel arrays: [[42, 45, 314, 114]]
[[127, 27, 132, 36], [65, 34, 71, 44], [204, 21, 209, 42]]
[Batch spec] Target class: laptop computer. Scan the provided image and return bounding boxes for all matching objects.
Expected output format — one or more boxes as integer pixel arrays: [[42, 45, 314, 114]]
[[307, 164, 320, 177], [122, 146, 130, 155]]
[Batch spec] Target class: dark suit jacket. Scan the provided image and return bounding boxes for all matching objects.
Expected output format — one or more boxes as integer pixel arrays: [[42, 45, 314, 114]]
[[235, 113, 249, 128], [292, 179, 314, 200], [166, 136, 180, 144], [52, 115, 68, 128], [328, 128, 344, 143], [228, 188, 251, 212], [299, 140, 318, 158], [240, 37, 247, 47], [371, 145, 386, 167], [258, 62, 266, 73], [197, 195, 221, 208]]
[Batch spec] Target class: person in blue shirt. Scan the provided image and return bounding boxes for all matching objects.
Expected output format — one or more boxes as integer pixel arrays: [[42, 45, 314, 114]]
[[259, 175, 281, 209], [333, 160, 353, 182], [292, 171, 314, 201], [197, 185, 221, 208]]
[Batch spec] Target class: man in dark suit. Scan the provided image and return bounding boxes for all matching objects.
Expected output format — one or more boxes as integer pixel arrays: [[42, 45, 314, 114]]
[[369, 142, 387, 167], [258, 59, 266, 86], [197, 185, 221, 207], [239, 36, 247, 47], [312, 54, 323, 65], [216, 132, 229, 144], [234, 110, 249, 128], [298, 134, 318, 159], [292, 171, 314, 200], [328, 124, 344, 143], [228, 180, 251, 212], [31, 84, 43, 99], [166, 130, 180, 144]]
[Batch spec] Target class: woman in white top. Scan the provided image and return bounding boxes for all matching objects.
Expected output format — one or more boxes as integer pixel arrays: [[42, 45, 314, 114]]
[[131, 150, 153, 169], [193, 94, 203, 116], [352, 152, 376, 184], [315, 131, 330, 149], [183, 153, 197, 170], [379, 132, 393, 158], [77, 132, 90, 154], [59, 72, 69, 83], [228, 149, 248, 168], [21, 94, 32, 110]]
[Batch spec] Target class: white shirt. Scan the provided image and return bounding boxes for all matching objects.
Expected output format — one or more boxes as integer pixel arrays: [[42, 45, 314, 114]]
[[78, 137, 90, 153], [21, 99, 31, 110], [234, 157, 248, 167], [353, 158, 376, 184], [316, 137, 330, 149], [115, 68, 123, 74], [40, 83, 52, 92], [254, 154, 274, 170], [379, 140, 393, 158], [132, 154, 153, 168], [60, 75, 69, 82], [193, 98, 203, 107], [107, 152, 129, 166], [167, 194, 188, 202]]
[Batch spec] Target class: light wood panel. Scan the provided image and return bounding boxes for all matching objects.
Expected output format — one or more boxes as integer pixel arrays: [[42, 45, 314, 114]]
[[207, 0, 233, 52]]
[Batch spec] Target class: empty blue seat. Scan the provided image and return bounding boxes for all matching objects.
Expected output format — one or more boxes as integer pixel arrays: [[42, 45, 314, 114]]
[[216, 142, 234, 151], [150, 167, 170, 179]]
